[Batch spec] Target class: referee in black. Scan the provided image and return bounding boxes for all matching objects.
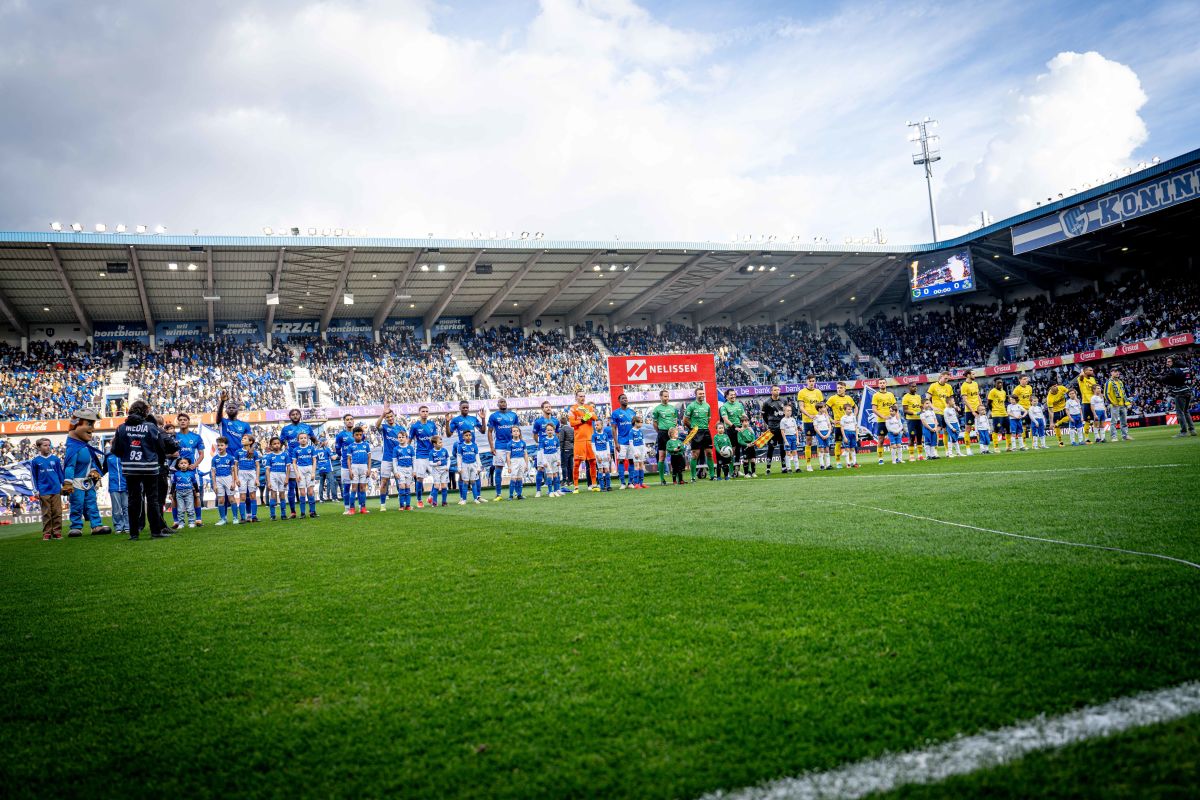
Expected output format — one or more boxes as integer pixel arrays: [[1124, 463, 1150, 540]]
[[761, 385, 788, 474]]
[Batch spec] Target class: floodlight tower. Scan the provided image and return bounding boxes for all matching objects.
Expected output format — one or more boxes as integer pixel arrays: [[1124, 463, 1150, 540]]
[[907, 117, 941, 242]]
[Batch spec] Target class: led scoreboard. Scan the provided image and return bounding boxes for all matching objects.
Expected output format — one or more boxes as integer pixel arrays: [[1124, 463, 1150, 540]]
[[909, 249, 975, 302]]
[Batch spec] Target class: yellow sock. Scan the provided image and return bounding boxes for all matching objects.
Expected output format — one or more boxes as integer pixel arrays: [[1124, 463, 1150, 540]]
[[834, 440, 842, 459], [804, 444, 811, 462]]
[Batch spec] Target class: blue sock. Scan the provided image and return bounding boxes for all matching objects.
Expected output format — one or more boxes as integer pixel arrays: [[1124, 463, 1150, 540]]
[[249, 498, 257, 518], [536, 470, 544, 493], [269, 498, 277, 518], [416, 481, 424, 504], [516, 482, 523, 498], [617, 461, 626, 486], [473, 479, 481, 500], [494, 468, 503, 496], [459, 482, 467, 501], [171, 506, 179, 523], [343, 484, 351, 507], [219, 503, 227, 522], [237, 501, 245, 520], [309, 497, 316, 514], [380, 490, 388, 508], [441, 488, 448, 504], [287, 482, 296, 514]]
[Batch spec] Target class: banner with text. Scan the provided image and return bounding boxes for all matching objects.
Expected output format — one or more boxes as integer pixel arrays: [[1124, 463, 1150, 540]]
[[93, 322, 151, 343], [155, 321, 206, 342]]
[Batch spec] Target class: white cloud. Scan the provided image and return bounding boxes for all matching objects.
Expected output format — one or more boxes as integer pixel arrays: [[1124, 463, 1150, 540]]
[[938, 51, 1148, 238]]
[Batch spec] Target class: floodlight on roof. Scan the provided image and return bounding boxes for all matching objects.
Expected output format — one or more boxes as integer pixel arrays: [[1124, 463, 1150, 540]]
[[94, 223, 106, 233], [343, 293, 354, 305], [202, 294, 221, 302], [70, 223, 83, 232], [154, 225, 166, 234], [768, 266, 776, 272], [592, 264, 601, 272], [534, 232, 544, 240], [115, 224, 127, 233], [50, 222, 62, 231], [420, 264, 430, 272], [609, 264, 618, 271], [168, 262, 178, 270], [321, 228, 331, 236], [187, 263, 198, 271], [135, 224, 147, 234], [266, 293, 280, 306], [334, 228, 344, 237], [308, 227, 318, 236], [437, 263, 446, 272], [263, 227, 273, 235]]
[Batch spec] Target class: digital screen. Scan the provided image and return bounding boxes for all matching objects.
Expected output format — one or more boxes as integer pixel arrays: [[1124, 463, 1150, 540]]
[[909, 249, 975, 302]]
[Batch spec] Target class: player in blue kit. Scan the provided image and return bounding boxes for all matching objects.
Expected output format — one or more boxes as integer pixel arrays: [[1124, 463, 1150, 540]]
[[333, 414, 356, 514], [280, 408, 315, 519], [487, 398, 519, 501], [215, 390, 253, 459], [292, 432, 319, 518], [630, 416, 647, 488], [591, 420, 614, 491], [236, 433, 261, 522], [209, 438, 239, 525], [530, 400, 556, 497], [394, 430, 416, 510], [347, 426, 373, 513], [174, 412, 205, 527], [537, 422, 563, 497], [506, 429, 529, 500], [408, 405, 438, 509], [610, 393, 636, 489], [375, 407, 405, 511], [429, 436, 450, 507], [453, 430, 483, 504], [264, 437, 291, 520], [444, 400, 483, 493]]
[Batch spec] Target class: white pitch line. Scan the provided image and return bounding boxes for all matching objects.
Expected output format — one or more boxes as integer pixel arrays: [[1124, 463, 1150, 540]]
[[831, 502, 1200, 571], [700, 681, 1200, 800], [840, 463, 1182, 480]]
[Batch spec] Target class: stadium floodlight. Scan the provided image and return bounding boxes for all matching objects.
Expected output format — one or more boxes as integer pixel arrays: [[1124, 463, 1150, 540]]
[[135, 224, 148, 234], [396, 293, 412, 300], [609, 264, 618, 271], [534, 232, 544, 240], [50, 221, 63, 231], [266, 293, 280, 306], [70, 222, 83, 232], [202, 294, 221, 302], [437, 263, 446, 272], [176, 305, 182, 311], [308, 227, 318, 236], [907, 118, 942, 241], [419, 264, 430, 272], [187, 263, 198, 271], [520, 231, 530, 239], [263, 227, 273, 235], [343, 292, 354, 305], [115, 224, 127, 233], [334, 228, 344, 237], [298, 304, 304, 310], [769, 266, 776, 272], [43, 306, 50, 311], [592, 264, 601, 272], [154, 225, 166, 234], [94, 223, 106, 232], [168, 262, 179, 270]]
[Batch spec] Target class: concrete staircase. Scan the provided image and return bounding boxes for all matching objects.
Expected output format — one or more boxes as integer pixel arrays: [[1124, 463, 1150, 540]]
[[990, 307, 1027, 365], [447, 340, 499, 398], [1101, 304, 1141, 346], [838, 327, 883, 378], [590, 334, 613, 358]]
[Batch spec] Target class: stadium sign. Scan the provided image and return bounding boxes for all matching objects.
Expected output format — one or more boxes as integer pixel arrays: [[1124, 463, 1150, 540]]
[[1011, 163, 1200, 254], [432, 316, 473, 335], [382, 317, 422, 336], [93, 322, 150, 343], [155, 321, 206, 341], [215, 320, 264, 342], [607, 353, 720, 437], [272, 320, 320, 338], [326, 318, 373, 337]]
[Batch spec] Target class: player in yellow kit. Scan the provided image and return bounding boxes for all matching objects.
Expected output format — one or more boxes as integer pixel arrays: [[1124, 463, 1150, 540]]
[[871, 378, 897, 466], [1011, 374, 1034, 447], [1076, 367, 1099, 443], [987, 379, 1009, 450], [826, 382, 856, 468], [901, 385, 924, 461], [926, 372, 955, 452], [1046, 379, 1069, 446], [959, 370, 982, 446], [796, 375, 824, 471]]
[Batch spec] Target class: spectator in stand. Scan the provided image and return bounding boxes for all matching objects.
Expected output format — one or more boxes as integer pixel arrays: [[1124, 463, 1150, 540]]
[[302, 332, 459, 405], [126, 338, 291, 414], [464, 326, 604, 396], [845, 305, 1015, 377], [0, 341, 117, 421]]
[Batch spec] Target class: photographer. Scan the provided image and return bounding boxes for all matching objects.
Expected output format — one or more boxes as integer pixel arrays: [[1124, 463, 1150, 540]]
[[111, 400, 170, 539], [1161, 356, 1196, 438]]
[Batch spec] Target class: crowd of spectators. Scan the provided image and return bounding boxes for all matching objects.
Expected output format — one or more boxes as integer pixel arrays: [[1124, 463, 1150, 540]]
[[0, 341, 116, 421], [602, 323, 747, 387], [463, 326, 606, 396], [731, 323, 857, 384], [845, 304, 1016, 377], [1117, 276, 1200, 344], [300, 332, 460, 406], [125, 339, 292, 414], [1018, 279, 1140, 359]]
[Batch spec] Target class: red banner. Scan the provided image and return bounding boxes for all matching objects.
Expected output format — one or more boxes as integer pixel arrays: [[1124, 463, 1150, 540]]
[[607, 353, 719, 438]]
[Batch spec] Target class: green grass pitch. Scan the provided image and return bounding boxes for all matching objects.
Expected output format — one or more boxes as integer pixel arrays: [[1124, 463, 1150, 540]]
[[2, 427, 1198, 798]]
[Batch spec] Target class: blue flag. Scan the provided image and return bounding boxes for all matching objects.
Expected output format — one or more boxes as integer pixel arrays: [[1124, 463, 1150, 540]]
[[857, 385, 877, 434]]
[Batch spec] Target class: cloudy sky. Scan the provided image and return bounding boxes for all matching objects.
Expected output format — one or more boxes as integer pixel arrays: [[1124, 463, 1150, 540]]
[[1, 0, 1196, 245]]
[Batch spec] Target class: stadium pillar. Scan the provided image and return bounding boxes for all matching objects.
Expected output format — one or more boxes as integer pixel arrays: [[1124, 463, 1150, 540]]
[[20, 334, 27, 353], [425, 327, 432, 346], [774, 320, 781, 334]]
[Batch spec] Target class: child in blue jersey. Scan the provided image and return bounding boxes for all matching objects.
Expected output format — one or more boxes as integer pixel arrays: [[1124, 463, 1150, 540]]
[[610, 396, 636, 489], [173, 457, 199, 528], [536, 423, 563, 497], [264, 437, 291, 520], [429, 435, 450, 507], [591, 418, 613, 491], [393, 430, 416, 511], [105, 447, 129, 536], [293, 432, 319, 518], [530, 401, 555, 497], [235, 433, 261, 523], [210, 437, 239, 525], [347, 426, 372, 512], [173, 412, 205, 527], [333, 414, 356, 514], [454, 430, 484, 504], [630, 416, 647, 489], [507, 429, 529, 500], [32, 438, 65, 540]]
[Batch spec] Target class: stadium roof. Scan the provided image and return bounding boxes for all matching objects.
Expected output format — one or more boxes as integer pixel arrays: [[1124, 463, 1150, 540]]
[[1, 147, 1196, 338]]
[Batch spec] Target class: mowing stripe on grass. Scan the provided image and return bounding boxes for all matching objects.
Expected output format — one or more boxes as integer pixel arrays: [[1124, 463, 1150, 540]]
[[701, 680, 1200, 800], [831, 502, 1200, 571], [844, 463, 1182, 479]]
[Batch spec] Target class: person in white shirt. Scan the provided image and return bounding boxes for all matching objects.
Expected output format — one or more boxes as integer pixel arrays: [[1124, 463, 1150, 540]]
[[1006, 400, 1028, 452], [1065, 390, 1085, 446], [811, 404, 834, 471], [1088, 391, 1113, 443], [919, 400, 940, 460], [780, 405, 801, 473], [1028, 397, 1048, 450], [974, 411, 994, 453], [942, 400, 966, 458], [838, 412, 860, 468], [884, 409, 906, 465]]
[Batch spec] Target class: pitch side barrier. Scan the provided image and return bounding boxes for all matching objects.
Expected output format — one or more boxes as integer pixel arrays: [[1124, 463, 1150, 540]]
[[1, 333, 1193, 436]]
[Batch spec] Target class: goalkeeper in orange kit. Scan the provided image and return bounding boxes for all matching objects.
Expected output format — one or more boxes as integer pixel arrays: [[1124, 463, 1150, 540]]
[[568, 388, 600, 493]]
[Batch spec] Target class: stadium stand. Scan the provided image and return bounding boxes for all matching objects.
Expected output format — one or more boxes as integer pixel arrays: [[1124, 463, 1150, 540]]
[[125, 339, 292, 414], [845, 304, 1017, 377], [461, 326, 606, 397], [299, 332, 460, 406], [0, 341, 116, 421]]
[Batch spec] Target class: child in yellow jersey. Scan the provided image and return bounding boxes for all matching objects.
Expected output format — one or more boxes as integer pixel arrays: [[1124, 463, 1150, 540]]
[[826, 382, 856, 468], [870, 379, 897, 466], [796, 375, 824, 469]]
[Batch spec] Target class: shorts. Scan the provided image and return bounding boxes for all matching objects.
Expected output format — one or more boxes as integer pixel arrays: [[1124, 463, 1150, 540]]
[[1093, 409, 1108, 423], [237, 472, 257, 493], [617, 442, 635, 460], [631, 445, 646, 462], [887, 431, 904, 446], [803, 422, 817, 437], [876, 421, 890, 438], [395, 465, 414, 486], [784, 434, 799, 451], [380, 459, 395, 479], [814, 430, 832, 448], [1049, 409, 1067, 427], [1009, 417, 1025, 435], [595, 452, 611, 469], [978, 430, 992, 446], [690, 429, 712, 451], [508, 457, 529, 481], [430, 466, 449, 484], [962, 408, 977, 426], [842, 433, 858, 450], [945, 425, 961, 442], [268, 472, 288, 493], [656, 429, 672, 452], [991, 415, 1009, 435], [539, 452, 561, 475], [1082, 404, 1095, 422], [295, 466, 316, 491], [413, 457, 432, 479], [489, 447, 508, 468], [922, 428, 938, 447], [349, 463, 369, 483], [935, 413, 946, 430], [213, 475, 235, 500], [1069, 415, 1084, 430], [459, 462, 481, 482], [907, 419, 922, 440], [1031, 420, 1046, 436]]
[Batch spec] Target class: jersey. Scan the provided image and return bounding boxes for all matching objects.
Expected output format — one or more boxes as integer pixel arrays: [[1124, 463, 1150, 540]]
[[975, 413, 992, 433], [780, 417, 799, 437], [827, 394, 855, 425], [237, 450, 260, 476], [1066, 398, 1083, 417], [487, 410, 519, 449], [1029, 404, 1046, 423], [591, 429, 612, 457], [508, 440, 528, 460], [683, 401, 711, 430], [943, 406, 960, 427], [173, 470, 197, 491], [959, 379, 982, 412], [1011, 384, 1033, 409], [1076, 374, 1098, 402], [650, 403, 678, 431], [448, 413, 483, 444], [395, 444, 415, 468], [219, 417, 252, 458], [872, 390, 897, 421], [408, 420, 438, 458], [987, 388, 1008, 416], [539, 434, 559, 456], [175, 431, 204, 465], [796, 387, 824, 422], [316, 447, 333, 472], [532, 414, 556, 443], [378, 421, 404, 460], [927, 382, 954, 413], [666, 438, 685, 456], [901, 393, 923, 420], [1089, 394, 1107, 414], [266, 451, 290, 474], [736, 427, 755, 447], [430, 447, 450, 468], [885, 415, 904, 435], [1007, 402, 1026, 420], [211, 452, 236, 478], [719, 400, 746, 427], [610, 408, 636, 444], [334, 427, 356, 467], [294, 444, 317, 469], [347, 440, 372, 465], [812, 413, 833, 437], [454, 441, 480, 465], [280, 422, 315, 457], [631, 427, 645, 447], [839, 412, 858, 433], [919, 409, 938, 430], [1047, 385, 1068, 413]]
